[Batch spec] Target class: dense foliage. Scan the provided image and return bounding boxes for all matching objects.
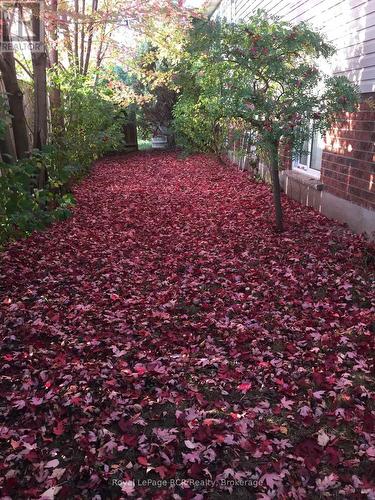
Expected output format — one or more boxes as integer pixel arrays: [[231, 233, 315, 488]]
[[174, 14, 359, 156], [173, 13, 359, 230], [173, 20, 237, 154], [0, 151, 74, 246], [126, 20, 188, 143], [0, 152, 373, 498], [121, 46, 177, 141], [0, 0, 191, 246], [51, 70, 126, 171], [0, 72, 125, 246]]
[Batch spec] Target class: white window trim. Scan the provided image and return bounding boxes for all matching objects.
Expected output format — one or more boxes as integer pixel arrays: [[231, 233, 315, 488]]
[[292, 130, 322, 179], [292, 163, 321, 178]]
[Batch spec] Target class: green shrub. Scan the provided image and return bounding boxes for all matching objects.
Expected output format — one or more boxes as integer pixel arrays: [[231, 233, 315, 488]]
[[0, 70, 127, 246], [0, 150, 75, 246], [51, 69, 126, 174]]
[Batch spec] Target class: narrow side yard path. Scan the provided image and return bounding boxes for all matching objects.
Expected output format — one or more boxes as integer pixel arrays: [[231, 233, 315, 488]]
[[0, 152, 374, 498]]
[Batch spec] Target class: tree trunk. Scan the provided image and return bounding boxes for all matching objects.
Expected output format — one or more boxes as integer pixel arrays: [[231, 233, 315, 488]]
[[0, 12, 29, 159], [29, 6, 48, 189], [49, 0, 64, 132], [269, 140, 284, 232], [49, 0, 59, 68], [32, 56, 48, 149], [83, 0, 98, 75], [79, 0, 86, 73], [31, 8, 48, 150], [0, 122, 17, 164], [0, 71, 17, 163], [61, 10, 74, 66], [74, 0, 79, 69], [95, 36, 105, 71], [95, 14, 107, 74]]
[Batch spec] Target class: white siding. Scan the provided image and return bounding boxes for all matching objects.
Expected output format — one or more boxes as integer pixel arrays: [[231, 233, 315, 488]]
[[212, 0, 375, 93], [212, 0, 235, 21]]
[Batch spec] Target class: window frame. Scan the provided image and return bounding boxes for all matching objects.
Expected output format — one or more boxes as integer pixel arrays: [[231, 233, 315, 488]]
[[292, 126, 323, 179]]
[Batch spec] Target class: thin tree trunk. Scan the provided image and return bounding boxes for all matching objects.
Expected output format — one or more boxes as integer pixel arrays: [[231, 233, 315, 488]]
[[50, 0, 59, 70], [31, 6, 48, 150], [0, 128, 16, 163], [49, 0, 63, 132], [0, 75, 16, 162], [0, 12, 29, 159], [61, 10, 74, 66], [0, 90, 17, 163], [95, 14, 107, 73], [74, 0, 79, 69], [83, 0, 98, 75], [97, 38, 110, 69], [95, 6, 112, 75], [96, 36, 105, 71], [269, 140, 283, 232], [79, 0, 86, 72], [28, 4, 48, 189]]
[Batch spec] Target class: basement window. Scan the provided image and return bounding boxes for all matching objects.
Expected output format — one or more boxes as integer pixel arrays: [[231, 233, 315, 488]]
[[293, 127, 323, 179]]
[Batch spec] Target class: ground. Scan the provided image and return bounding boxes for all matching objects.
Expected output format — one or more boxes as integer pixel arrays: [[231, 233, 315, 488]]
[[0, 152, 374, 499]]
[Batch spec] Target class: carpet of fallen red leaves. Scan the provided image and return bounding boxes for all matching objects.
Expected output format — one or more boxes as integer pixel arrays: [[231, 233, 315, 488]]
[[0, 151, 374, 499]]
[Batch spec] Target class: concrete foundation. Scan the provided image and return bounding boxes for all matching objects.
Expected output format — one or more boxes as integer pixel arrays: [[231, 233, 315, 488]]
[[279, 170, 375, 240], [228, 153, 375, 240]]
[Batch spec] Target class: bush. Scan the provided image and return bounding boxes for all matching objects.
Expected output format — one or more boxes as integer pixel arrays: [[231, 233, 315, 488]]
[[0, 70, 127, 246], [173, 94, 229, 155], [51, 69, 126, 174], [0, 151, 74, 245], [172, 19, 243, 155]]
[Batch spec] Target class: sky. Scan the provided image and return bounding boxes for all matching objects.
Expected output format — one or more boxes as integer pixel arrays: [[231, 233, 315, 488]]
[[185, 0, 207, 7]]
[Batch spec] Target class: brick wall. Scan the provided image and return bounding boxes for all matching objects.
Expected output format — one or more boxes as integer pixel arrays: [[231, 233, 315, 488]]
[[321, 93, 375, 211], [229, 96, 375, 214]]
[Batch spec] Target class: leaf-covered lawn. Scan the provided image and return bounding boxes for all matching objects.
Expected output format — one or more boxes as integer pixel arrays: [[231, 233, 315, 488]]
[[0, 152, 374, 499]]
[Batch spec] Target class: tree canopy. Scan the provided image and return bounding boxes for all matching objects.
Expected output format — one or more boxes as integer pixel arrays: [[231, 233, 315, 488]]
[[172, 12, 359, 230]]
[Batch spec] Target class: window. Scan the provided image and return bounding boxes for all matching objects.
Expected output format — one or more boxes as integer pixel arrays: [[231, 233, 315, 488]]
[[293, 127, 323, 178]]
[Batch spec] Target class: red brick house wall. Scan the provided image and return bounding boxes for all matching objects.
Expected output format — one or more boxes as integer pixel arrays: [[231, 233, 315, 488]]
[[321, 93, 375, 212], [210, 0, 375, 237], [277, 95, 375, 213]]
